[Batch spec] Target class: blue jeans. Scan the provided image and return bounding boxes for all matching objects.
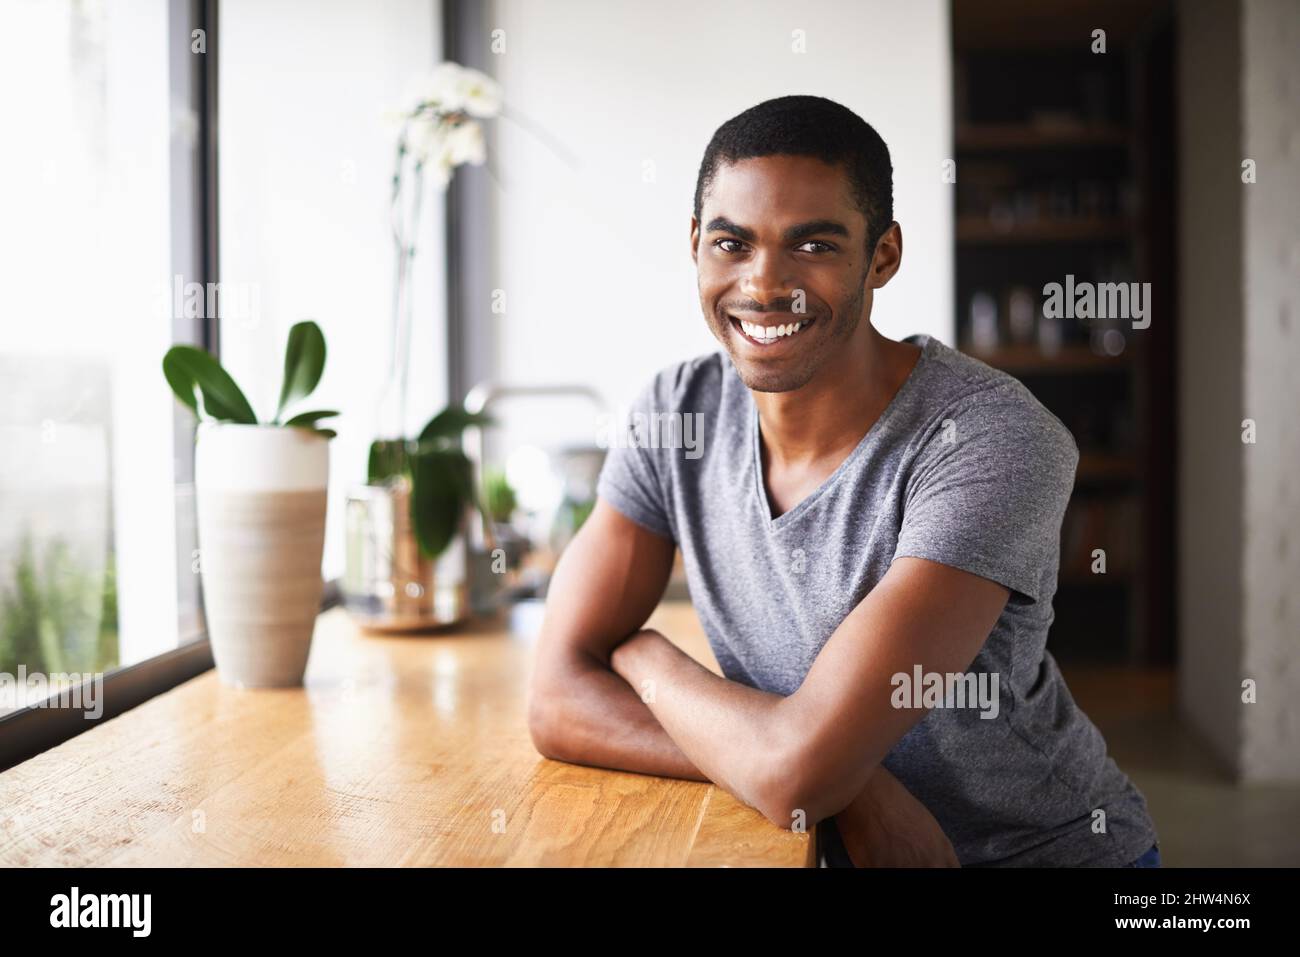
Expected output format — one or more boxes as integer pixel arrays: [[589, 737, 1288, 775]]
[[1124, 843, 1161, 868], [818, 818, 855, 867], [818, 818, 1162, 867]]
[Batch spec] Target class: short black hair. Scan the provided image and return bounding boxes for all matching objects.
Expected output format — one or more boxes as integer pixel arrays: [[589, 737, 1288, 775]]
[[693, 95, 894, 256]]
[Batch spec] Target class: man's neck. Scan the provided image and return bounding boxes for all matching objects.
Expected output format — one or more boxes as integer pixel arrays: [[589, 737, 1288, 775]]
[[752, 323, 920, 471]]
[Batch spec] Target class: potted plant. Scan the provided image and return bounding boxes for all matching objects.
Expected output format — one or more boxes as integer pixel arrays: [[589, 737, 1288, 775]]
[[162, 321, 336, 687], [341, 62, 505, 632], [375, 61, 500, 451], [343, 407, 493, 631], [482, 466, 518, 528]]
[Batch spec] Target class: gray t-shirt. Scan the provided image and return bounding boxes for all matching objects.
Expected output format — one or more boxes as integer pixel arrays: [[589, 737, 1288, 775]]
[[595, 332, 1158, 866]]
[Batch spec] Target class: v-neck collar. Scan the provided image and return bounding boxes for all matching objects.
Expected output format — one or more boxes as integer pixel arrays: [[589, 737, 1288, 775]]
[[750, 334, 933, 531]]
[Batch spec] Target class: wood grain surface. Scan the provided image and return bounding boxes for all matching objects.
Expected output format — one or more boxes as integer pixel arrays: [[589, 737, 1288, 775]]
[[0, 601, 813, 867]]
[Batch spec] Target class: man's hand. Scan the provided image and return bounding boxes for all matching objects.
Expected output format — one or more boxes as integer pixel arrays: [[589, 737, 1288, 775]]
[[833, 766, 960, 867]]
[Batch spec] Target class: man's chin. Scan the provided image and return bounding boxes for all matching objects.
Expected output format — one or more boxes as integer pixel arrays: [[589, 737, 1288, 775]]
[[728, 354, 816, 393]]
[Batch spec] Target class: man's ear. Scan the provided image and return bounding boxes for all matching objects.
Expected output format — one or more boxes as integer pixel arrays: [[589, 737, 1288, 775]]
[[867, 221, 903, 289], [689, 216, 700, 265]]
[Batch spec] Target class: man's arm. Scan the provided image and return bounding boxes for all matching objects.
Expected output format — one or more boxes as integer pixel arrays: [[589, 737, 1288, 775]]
[[527, 498, 708, 781], [529, 498, 961, 865], [609, 555, 1009, 828]]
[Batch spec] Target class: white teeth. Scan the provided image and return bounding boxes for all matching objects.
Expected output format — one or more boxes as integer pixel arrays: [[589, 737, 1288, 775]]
[[739, 319, 809, 342]]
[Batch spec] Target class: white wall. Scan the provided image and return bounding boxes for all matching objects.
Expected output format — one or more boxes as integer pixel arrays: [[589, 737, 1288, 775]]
[[1239, 0, 1300, 782], [1179, 0, 1300, 783], [1177, 0, 1245, 777], [219, 0, 444, 579], [485, 0, 953, 419]]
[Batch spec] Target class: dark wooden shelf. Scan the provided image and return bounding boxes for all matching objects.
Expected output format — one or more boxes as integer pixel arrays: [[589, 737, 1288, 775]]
[[956, 123, 1130, 150], [1076, 452, 1138, 483], [952, 1, 1176, 665], [1059, 571, 1133, 587], [964, 342, 1132, 374], [957, 217, 1133, 244]]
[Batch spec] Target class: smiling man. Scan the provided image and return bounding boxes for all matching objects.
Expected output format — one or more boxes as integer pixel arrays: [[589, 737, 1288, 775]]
[[528, 95, 1159, 867]]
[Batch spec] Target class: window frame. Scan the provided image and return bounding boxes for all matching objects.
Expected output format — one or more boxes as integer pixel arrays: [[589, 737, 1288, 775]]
[[0, 0, 457, 772], [4, 0, 220, 772]]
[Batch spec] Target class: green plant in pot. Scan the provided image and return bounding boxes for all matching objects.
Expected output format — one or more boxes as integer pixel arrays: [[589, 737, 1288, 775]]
[[162, 320, 338, 436], [480, 466, 528, 579], [161, 320, 336, 688], [366, 407, 495, 560], [342, 406, 495, 632], [482, 466, 517, 526], [341, 60, 505, 632]]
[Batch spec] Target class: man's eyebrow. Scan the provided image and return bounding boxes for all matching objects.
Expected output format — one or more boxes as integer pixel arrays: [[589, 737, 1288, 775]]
[[705, 217, 851, 243], [705, 217, 756, 241], [784, 219, 850, 242]]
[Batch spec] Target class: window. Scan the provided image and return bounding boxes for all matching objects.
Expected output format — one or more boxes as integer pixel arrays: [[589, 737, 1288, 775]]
[[0, 0, 202, 724], [0, 0, 447, 756]]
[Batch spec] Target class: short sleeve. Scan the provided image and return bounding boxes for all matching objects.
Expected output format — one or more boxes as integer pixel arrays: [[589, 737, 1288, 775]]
[[891, 384, 1079, 603], [595, 372, 677, 543]]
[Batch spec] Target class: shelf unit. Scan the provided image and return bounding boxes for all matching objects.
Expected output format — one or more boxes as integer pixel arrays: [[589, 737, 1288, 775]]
[[956, 217, 1133, 243], [951, 0, 1177, 666]]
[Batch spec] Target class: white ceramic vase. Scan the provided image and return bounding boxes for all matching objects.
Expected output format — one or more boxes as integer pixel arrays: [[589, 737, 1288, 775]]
[[194, 424, 329, 687]]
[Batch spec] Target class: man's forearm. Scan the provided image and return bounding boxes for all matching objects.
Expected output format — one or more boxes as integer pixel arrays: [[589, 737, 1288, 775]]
[[530, 648, 710, 782], [533, 641, 955, 863], [608, 629, 787, 816]]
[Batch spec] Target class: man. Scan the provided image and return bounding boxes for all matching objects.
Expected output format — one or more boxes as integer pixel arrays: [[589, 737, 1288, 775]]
[[528, 95, 1159, 867]]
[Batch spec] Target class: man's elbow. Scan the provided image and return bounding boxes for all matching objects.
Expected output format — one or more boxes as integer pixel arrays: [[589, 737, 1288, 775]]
[[752, 783, 828, 833], [751, 745, 847, 830], [526, 680, 563, 760]]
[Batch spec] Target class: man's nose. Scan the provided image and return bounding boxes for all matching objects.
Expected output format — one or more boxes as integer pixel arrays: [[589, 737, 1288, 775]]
[[741, 248, 795, 305]]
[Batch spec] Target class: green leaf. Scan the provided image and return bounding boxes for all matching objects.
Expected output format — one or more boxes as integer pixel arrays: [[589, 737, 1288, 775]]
[[482, 468, 517, 523], [312, 428, 337, 440], [161, 346, 257, 423], [283, 409, 339, 427], [457, 456, 484, 531], [161, 349, 200, 414], [416, 407, 494, 446], [368, 438, 410, 484], [409, 449, 467, 558], [276, 320, 327, 422]]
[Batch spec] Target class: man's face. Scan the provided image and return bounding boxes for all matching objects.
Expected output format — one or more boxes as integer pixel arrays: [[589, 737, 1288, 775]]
[[691, 154, 883, 393]]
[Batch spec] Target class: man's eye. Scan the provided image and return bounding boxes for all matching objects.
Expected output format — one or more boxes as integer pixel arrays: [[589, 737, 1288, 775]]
[[799, 241, 835, 253], [713, 238, 745, 253]]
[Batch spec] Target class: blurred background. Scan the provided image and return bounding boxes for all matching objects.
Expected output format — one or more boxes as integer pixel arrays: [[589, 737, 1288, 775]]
[[0, 0, 1296, 864]]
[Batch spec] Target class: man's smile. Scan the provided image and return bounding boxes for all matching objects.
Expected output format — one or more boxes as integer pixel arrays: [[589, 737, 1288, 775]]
[[728, 313, 816, 349]]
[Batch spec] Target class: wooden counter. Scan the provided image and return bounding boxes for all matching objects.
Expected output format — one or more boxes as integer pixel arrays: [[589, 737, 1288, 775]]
[[0, 601, 812, 867]]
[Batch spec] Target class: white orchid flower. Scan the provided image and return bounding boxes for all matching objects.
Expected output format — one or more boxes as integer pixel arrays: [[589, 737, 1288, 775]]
[[444, 120, 486, 166], [419, 61, 468, 110], [455, 68, 502, 118], [405, 117, 446, 165], [426, 156, 455, 191], [408, 61, 501, 118]]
